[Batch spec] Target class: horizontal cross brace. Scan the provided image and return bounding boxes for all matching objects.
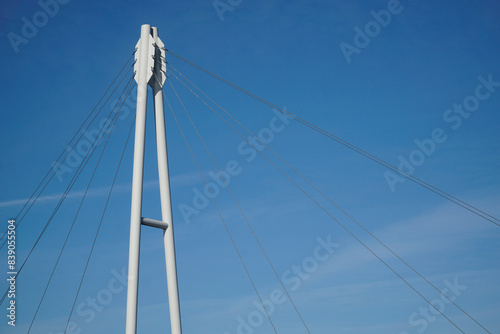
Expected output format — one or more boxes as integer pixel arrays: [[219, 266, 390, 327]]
[[141, 217, 169, 230]]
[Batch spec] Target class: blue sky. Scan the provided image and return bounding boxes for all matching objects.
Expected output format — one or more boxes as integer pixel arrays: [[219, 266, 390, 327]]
[[1, 0, 499, 333]]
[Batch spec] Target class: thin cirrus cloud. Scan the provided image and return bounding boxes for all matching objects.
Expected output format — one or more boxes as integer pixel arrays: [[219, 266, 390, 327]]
[[0, 170, 205, 209]]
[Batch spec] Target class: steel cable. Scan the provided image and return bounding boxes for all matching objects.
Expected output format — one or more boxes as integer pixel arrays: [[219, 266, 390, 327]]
[[166, 64, 491, 333], [164, 49, 499, 227]]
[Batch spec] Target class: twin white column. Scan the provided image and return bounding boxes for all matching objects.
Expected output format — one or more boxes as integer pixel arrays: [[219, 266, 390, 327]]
[[125, 24, 182, 334]]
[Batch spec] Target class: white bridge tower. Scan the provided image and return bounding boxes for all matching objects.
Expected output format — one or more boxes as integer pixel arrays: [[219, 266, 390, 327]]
[[125, 24, 182, 334]]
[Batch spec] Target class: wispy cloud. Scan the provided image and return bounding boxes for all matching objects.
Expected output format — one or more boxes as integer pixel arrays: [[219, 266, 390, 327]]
[[0, 170, 204, 209], [314, 195, 500, 280], [0, 182, 132, 209]]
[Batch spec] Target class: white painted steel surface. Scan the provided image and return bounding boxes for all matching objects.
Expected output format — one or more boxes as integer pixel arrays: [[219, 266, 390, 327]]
[[126, 25, 182, 334], [152, 27, 183, 334], [125, 24, 151, 334]]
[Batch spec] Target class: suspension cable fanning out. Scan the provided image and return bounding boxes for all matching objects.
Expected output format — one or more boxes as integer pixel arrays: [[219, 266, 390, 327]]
[[154, 72, 279, 334], [0, 54, 136, 248], [161, 66, 477, 334], [0, 76, 136, 307], [165, 64, 492, 334], [166, 74, 312, 333], [164, 49, 499, 227]]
